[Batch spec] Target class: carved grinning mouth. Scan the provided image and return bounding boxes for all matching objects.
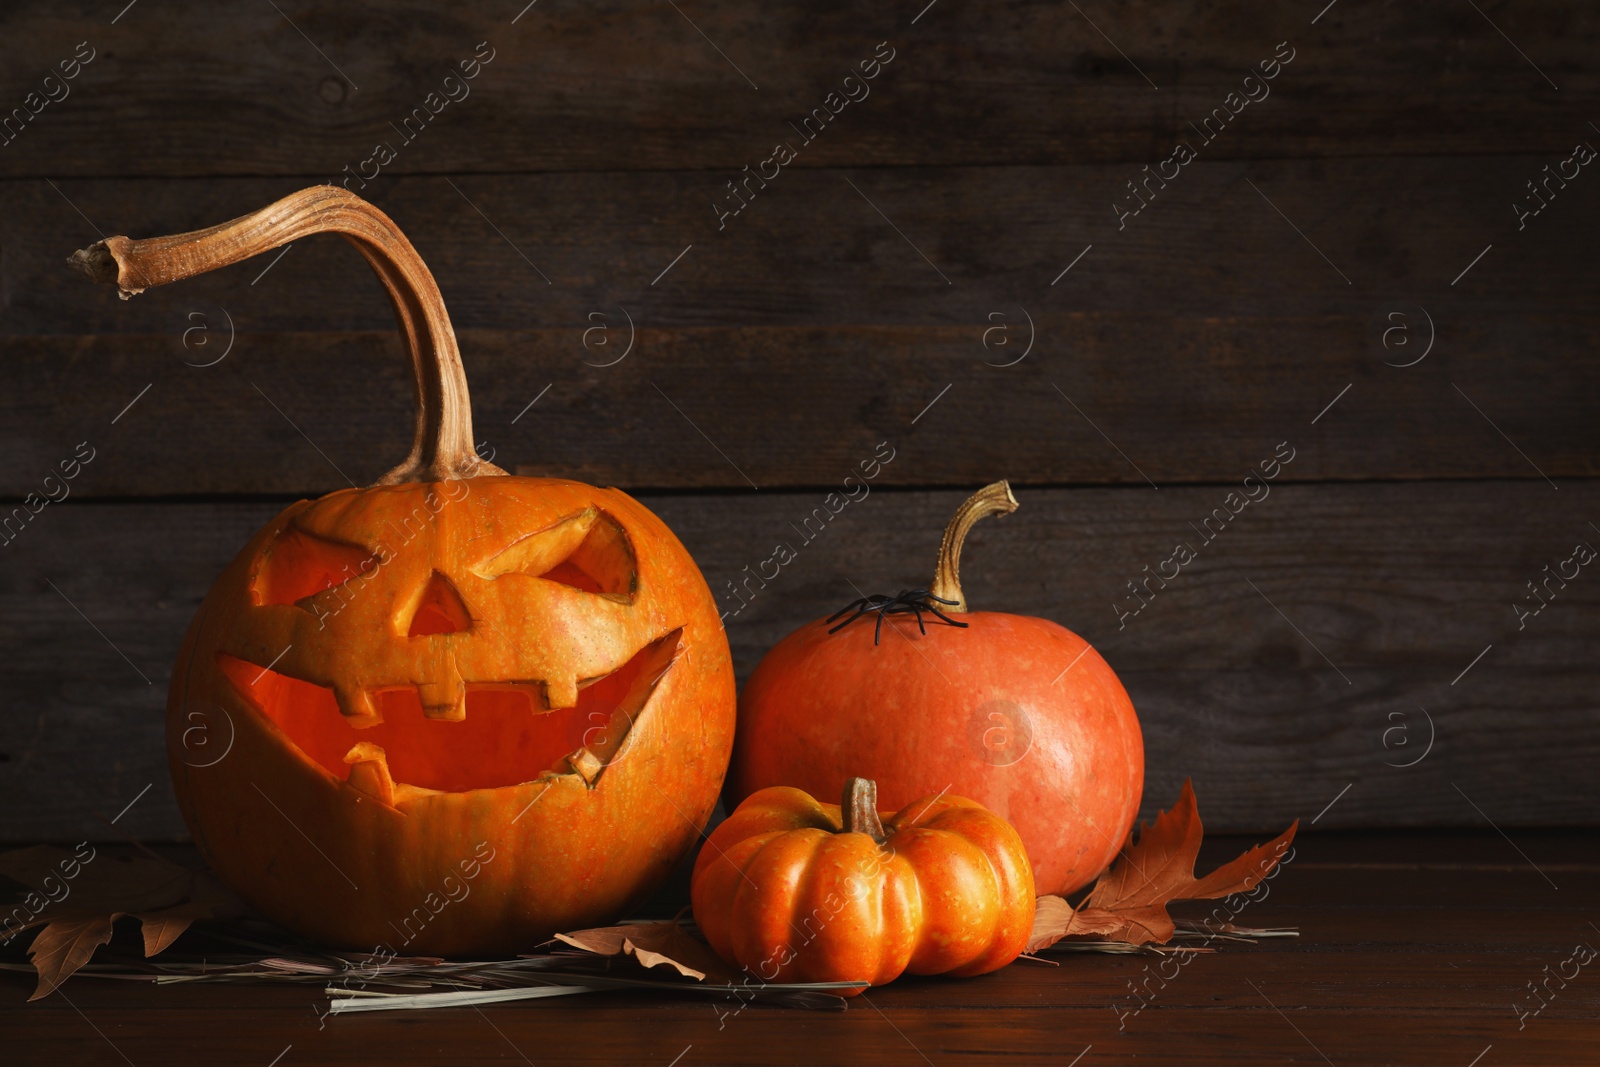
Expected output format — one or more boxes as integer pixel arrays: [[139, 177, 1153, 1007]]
[[217, 629, 679, 803], [218, 504, 676, 802]]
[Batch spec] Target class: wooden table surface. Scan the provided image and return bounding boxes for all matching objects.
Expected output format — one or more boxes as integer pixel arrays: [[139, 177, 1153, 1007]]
[[4, 830, 1596, 1066]]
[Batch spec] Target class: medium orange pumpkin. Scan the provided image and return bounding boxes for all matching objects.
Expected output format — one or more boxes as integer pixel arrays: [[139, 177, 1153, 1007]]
[[69, 188, 736, 954], [730, 482, 1143, 897], [691, 778, 1034, 992]]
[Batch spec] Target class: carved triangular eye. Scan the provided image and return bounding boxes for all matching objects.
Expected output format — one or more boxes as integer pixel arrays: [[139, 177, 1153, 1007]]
[[473, 507, 636, 601], [252, 524, 377, 607], [407, 572, 472, 637]]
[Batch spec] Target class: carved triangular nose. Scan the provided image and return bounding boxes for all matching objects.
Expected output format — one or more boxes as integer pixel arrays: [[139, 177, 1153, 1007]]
[[408, 572, 472, 637]]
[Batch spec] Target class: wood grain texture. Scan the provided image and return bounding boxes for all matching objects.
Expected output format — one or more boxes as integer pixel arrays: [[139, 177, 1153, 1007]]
[[2, 835, 1596, 1065], [2, 158, 1595, 492], [0, 1, 1594, 178], [6, 159, 1596, 337], [0, 0, 1595, 861], [3, 317, 1597, 495], [1, 481, 1595, 842]]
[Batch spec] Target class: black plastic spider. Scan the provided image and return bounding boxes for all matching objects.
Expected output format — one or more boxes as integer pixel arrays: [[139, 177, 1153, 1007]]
[[826, 589, 969, 645]]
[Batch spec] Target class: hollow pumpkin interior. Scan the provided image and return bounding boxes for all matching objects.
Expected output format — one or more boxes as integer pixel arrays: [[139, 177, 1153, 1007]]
[[217, 636, 671, 794]]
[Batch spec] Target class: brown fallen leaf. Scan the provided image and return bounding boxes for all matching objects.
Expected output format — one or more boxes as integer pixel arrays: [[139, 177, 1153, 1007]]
[[1030, 895, 1076, 947], [0, 845, 246, 999], [132, 887, 236, 958], [1028, 779, 1297, 951], [26, 915, 120, 1001], [555, 917, 737, 983]]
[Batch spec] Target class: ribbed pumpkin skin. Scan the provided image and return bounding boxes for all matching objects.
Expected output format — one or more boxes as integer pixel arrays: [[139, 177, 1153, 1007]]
[[168, 477, 736, 956], [730, 611, 1143, 897], [691, 785, 1035, 993]]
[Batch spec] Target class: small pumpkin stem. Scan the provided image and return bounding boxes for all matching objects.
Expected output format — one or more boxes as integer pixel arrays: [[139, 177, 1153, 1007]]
[[66, 186, 506, 486], [928, 480, 1019, 613], [840, 777, 888, 845]]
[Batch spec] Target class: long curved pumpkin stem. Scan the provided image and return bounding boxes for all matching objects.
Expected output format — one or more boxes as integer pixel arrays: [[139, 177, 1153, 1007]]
[[67, 186, 506, 486], [929, 480, 1018, 613]]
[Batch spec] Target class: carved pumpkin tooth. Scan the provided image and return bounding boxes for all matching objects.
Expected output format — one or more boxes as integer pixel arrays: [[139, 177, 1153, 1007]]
[[343, 742, 396, 806], [566, 747, 603, 785], [545, 676, 579, 710], [418, 679, 467, 721], [333, 683, 382, 727]]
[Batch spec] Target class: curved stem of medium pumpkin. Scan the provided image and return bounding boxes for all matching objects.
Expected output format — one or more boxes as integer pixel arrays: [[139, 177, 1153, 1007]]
[[928, 480, 1018, 613], [841, 777, 888, 845], [67, 186, 506, 486]]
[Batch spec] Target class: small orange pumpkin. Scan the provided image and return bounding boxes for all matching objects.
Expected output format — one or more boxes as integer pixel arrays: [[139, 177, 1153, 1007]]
[[691, 778, 1034, 993], [69, 188, 736, 954]]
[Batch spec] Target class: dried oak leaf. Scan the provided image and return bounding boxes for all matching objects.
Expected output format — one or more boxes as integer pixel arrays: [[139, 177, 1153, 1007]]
[[0, 846, 244, 1000], [555, 918, 737, 983], [1028, 779, 1297, 951]]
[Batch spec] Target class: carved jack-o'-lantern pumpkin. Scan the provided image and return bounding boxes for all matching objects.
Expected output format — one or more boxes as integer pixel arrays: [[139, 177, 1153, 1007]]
[[69, 188, 736, 954]]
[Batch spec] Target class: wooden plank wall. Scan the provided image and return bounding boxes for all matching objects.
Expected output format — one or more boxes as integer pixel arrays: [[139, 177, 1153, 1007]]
[[0, 1, 1596, 840]]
